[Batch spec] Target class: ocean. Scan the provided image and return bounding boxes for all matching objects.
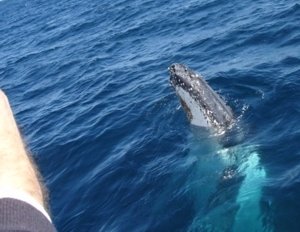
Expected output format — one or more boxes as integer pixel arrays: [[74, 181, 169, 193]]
[[0, 0, 300, 231]]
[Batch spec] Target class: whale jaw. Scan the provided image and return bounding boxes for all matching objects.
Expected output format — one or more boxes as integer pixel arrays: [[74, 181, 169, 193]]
[[169, 63, 234, 134]]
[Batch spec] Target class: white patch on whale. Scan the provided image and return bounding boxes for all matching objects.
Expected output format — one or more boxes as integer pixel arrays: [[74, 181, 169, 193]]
[[175, 86, 210, 128]]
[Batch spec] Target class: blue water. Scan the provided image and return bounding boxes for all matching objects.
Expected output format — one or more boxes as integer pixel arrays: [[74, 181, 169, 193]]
[[1, 0, 300, 231]]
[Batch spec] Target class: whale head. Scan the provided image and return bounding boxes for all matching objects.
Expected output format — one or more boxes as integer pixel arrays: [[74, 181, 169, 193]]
[[169, 63, 234, 134]]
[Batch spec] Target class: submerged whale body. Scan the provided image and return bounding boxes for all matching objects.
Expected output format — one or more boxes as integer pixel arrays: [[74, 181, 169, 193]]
[[169, 63, 234, 134]]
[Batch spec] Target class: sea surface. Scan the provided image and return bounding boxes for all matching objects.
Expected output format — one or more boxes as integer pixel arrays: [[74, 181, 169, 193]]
[[1, 0, 300, 231]]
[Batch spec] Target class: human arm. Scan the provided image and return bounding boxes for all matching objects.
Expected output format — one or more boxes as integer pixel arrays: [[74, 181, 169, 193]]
[[0, 90, 55, 231]]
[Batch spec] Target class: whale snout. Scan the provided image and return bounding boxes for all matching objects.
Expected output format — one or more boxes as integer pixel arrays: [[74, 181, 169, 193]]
[[169, 63, 187, 73], [169, 63, 192, 88]]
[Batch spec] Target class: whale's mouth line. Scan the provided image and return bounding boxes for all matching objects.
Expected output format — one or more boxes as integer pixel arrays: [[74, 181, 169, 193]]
[[179, 97, 193, 121], [169, 63, 234, 134]]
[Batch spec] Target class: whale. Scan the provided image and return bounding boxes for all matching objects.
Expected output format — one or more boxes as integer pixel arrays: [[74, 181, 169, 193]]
[[169, 63, 268, 231], [169, 63, 234, 134]]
